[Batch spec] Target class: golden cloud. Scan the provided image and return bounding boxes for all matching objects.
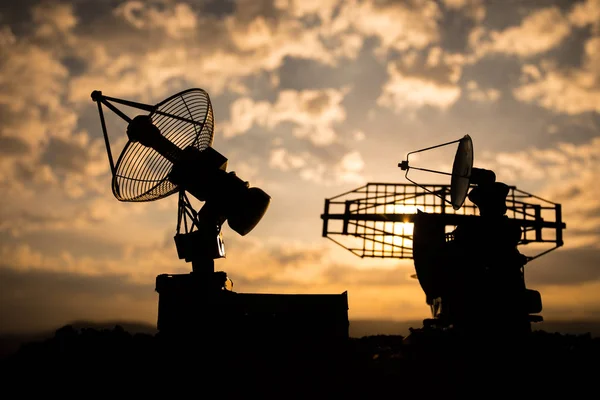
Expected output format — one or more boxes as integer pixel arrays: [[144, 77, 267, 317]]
[[479, 138, 600, 248], [487, 7, 571, 57], [514, 36, 600, 115], [222, 88, 348, 146], [268, 147, 368, 185], [568, 0, 600, 29], [378, 62, 462, 111], [114, 1, 198, 39]]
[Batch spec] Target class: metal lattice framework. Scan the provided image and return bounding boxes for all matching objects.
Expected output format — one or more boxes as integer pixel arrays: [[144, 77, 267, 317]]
[[92, 88, 214, 202], [321, 183, 564, 261]]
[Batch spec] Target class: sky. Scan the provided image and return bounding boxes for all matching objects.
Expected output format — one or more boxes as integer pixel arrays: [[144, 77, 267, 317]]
[[1, 0, 600, 334]]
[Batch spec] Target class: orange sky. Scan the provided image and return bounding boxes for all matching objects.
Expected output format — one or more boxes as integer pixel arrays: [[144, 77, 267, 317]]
[[1, 0, 600, 334]]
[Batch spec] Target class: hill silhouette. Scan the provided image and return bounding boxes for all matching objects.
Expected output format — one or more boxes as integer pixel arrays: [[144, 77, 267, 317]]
[[2, 318, 599, 360], [1, 320, 599, 398]]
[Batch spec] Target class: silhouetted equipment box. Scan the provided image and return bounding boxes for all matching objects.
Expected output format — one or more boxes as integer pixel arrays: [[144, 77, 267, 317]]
[[155, 273, 349, 344]]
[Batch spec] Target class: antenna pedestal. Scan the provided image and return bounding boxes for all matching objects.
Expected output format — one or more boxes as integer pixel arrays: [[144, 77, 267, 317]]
[[172, 189, 227, 293], [155, 241, 229, 336], [155, 190, 236, 337]]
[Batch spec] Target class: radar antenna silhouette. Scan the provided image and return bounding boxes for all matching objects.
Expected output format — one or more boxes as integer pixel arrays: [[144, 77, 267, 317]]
[[91, 89, 270, 282], [92, 89, 349, 341], [321, 135, 566, 332]]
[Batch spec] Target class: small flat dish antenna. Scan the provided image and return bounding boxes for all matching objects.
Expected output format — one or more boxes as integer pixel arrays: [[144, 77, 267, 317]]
[[398, 134, 494, 210], [450, 135, 473, 210]]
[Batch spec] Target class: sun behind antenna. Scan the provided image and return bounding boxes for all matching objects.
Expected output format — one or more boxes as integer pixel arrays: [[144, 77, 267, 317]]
[[323, 135, 566, 336]]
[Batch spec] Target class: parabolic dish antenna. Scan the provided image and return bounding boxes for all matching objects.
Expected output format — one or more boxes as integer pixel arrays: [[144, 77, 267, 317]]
[[92, 88, 271, 240], [110, 89, 214, 202], [449, 135, 473, 210]]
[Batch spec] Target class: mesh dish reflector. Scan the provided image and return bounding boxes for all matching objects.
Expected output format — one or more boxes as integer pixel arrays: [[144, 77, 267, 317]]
[[112, 89, 214, 202], [450, 135, 473, 210]]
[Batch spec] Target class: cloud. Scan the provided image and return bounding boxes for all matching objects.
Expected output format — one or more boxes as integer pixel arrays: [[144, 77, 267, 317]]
[[269, 147, 307, 171], [322, 264, 415, 288], [378, 60, 462, 112], [568, 0, 600, 29], [0, 132, 109, 225], [69, 0, 358, 102], [465, 80, 501, 102], [225, 6, 339, 68], [0, 226, 338, 293], [483, 7, 571, 57], [65, 0, 451, 128], [11, 0, 453, 115], [441, 0, 486, 22], [114, 1, 197, 39], [31, 2, 78, 39], [98, 0, 448, 102], [268, 147, 367, 185], [337, 151, 365, 179], [468, 5, 579, 62], [222, 88, 348, 146], [0, 266, 156, 333], [527, 246, 600, 286], [0, 135, 30, 156], [0, 196, 126, 237], [0, 30, 69, 118], [2, 0, 600, 331], [0, 14, 110, 206], [41, 135, 93, 173], [462, 1, 599, 115], [0, 246, 421, 333], [513, 35, 600, 115], [478, 138, 600, 248], [375, 45, 468, 113], [534, 280, 600, 321], [0, 233, 185, 282], [280, 0, 444, 57], [338, 0, 441, 55], [274, 0, 445, 60]]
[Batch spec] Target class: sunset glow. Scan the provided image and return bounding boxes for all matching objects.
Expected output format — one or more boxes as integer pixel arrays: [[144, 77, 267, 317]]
[[1, 0, 599, 334]]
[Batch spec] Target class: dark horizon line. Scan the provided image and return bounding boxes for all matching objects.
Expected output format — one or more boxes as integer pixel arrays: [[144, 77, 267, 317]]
[[3, 317, 600, 337]]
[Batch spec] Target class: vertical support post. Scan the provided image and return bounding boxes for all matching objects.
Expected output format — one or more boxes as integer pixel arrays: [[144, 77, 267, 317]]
[[441, 186, 447, 215], [534, 205, 542, 242], [322, 199, 330, 237], [192, 258, 216, 295], [343, 200, 351, 235], [556, 204, 563, 246], [522, 203, 528, 242]]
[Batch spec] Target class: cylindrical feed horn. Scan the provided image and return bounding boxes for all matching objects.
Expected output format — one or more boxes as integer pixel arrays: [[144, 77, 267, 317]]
[[127, 115, 182, 164]]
